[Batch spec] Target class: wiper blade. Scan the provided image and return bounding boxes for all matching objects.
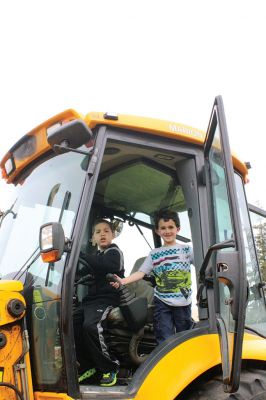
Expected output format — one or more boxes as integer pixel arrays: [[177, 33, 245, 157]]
[[58, 191, 71, 222], [13, 246, 40, 281], [0, 199, 17, 228]]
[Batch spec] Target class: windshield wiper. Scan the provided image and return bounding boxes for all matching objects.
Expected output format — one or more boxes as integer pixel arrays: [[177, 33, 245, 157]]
[[58, 191, 71, 223], [0, 199, 17, 228], [13, 246, 40, 281]]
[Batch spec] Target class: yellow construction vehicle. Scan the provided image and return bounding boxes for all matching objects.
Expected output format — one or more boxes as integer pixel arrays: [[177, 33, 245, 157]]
[[0, 96, 265, 399]]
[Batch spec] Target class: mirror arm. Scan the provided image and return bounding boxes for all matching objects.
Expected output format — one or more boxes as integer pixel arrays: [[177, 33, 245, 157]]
[[53, 143, 93, 156], [64, 238, 72, 252]]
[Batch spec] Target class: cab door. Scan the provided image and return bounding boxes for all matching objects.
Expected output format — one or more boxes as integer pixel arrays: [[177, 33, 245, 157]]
[[204, 96, 247, 392]]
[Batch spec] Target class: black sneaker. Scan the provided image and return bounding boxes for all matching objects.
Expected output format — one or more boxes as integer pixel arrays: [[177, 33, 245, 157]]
[[100, 371, 117, 387], [79, 368, 96, 383]]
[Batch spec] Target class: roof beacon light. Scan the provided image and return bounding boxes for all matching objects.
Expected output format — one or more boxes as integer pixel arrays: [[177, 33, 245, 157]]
[[47, 122, 62, 138], [103, 112, 118, 121]]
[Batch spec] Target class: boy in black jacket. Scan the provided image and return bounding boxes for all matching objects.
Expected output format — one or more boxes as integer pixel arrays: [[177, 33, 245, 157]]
[[74, 219, 124, 386]]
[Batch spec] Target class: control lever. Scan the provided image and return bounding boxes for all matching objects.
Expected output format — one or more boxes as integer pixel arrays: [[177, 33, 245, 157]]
[[106, 273, 147, 333], [106, 273, 135, 303]]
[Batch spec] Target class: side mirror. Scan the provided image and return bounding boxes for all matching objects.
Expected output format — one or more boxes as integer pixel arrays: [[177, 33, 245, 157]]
[[39, 222, 65, 263], [47, 119, 92, 154]]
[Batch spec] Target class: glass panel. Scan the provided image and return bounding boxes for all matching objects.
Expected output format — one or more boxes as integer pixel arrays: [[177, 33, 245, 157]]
[[0, 151, 88, 388], [209, 124, 234, 244], [208, 123, 235, 334], [95, 160, 186, 217], [239, 199, 266, 337], [0, 152, 88, 282], [250, 209, 266, 283]]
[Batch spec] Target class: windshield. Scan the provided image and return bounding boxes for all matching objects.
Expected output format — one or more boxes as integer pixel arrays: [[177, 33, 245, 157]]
[[0, 151, 88, 289]]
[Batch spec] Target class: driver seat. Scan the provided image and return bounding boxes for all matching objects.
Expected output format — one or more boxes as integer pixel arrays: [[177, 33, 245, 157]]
[[107, 257, 156, 365], [108, 256, 154, 325]]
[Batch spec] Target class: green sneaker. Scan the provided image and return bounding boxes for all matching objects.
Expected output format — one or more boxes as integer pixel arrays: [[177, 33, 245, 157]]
[[100, 371, 117, 387], [78, 368, 96, 383]]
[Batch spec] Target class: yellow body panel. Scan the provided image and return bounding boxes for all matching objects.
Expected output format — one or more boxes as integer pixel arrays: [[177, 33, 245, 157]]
[[0, 280, 23, 292], [0, 280, 34, 400], [0, 109, 248, 183], [86, 110, 247, 178], [135, 334, 221, 400], [242, 332, 266, 360], [85, 112, 206, 145], [0, 323, 24, 400], [134, 332, 266, 400], [0, 281, 25, 326], [0, 109, 83, 183], [34, 393, 73, 400]]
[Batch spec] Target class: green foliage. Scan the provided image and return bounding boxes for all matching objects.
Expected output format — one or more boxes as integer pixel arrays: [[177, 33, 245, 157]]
[[254, 221, 266, 282]]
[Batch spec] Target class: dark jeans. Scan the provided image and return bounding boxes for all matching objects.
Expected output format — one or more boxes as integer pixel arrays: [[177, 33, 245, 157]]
[[153, 297, 193, 344]]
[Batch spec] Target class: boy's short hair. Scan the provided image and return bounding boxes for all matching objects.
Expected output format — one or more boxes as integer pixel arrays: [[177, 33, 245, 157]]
[[92, 219, 114, 233], [154, 209, 180, 229]]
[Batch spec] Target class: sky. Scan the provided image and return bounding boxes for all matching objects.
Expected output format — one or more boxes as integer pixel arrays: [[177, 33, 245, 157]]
[[1, 0, 266, 210]]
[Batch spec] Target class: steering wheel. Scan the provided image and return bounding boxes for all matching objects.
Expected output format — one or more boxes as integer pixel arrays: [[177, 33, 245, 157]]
[[75, 253, 95, 286]]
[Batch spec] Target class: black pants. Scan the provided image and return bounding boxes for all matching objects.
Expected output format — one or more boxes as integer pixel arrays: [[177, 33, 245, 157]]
[[73, 301, 119, 373]]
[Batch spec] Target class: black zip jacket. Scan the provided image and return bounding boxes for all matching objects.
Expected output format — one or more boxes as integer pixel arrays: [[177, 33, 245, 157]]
[[82, 243, 124, 304]]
